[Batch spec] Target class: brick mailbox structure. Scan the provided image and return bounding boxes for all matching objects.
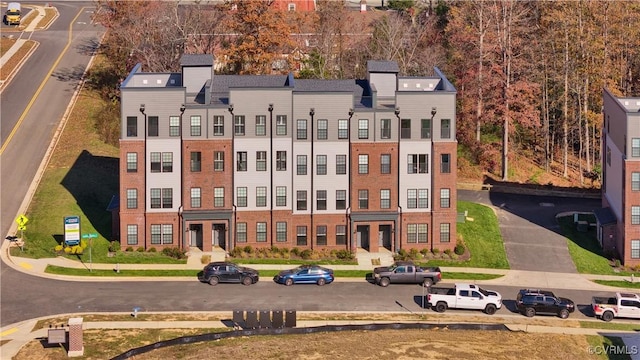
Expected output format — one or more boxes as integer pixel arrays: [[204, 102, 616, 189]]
[[67, 317, 84, 357]]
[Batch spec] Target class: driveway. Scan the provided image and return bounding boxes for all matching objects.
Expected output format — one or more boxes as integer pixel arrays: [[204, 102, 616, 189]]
[[458, 190, 602, 273]]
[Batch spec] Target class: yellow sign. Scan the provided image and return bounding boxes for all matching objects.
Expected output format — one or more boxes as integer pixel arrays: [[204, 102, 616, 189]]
[[17, 225, 26, 231], [15, 214, 29, 226]]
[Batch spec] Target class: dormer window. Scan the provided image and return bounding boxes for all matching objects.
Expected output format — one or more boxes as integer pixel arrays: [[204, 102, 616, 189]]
[[288, 3, 296, 11]]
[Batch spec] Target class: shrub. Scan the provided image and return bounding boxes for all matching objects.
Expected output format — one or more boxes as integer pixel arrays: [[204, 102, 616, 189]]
[[432, 248, 440, 255], [444, 249, 452, 256], [280, 247, 290, 255], [454, 243, 466, 256], [230, 247, 243, 257], [409, 248, 420, 259], [420, 248, 430, 256], [614, 259, 621, 268], [125, 246, 134, 252], [64, 247, 72, 254], [54, 244, 63, 252], [162, 247, 186, 259], [336, 249, 354, 260], [70, 245, 83, 255], [243, 245, 254, 254], [136, 246, 145, 252], [108, 241, 120, 252], [147, 247, 157, 252], [290, 247, 300, 256], [300, 249, 313, 260]]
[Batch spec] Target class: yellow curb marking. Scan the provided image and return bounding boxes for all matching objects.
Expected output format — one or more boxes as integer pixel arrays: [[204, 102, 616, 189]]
[[19, 262, 33, 270], [0, 327, 18, 337]]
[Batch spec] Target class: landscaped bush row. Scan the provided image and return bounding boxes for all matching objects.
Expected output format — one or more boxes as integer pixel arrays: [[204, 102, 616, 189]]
[[393, 244, 467, 262], [120, 246, 186, 259], [229, 246, 354, 261]]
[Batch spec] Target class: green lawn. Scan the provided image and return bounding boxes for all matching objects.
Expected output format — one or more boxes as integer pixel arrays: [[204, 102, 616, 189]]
[[559, 216, 634, 276], [580, 321, 640, 332], [592, 280, 640, 289], [418, 201, 509, 269]]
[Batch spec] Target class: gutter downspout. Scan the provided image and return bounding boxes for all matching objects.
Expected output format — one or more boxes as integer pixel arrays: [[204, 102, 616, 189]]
[[348, 108, 354, 252], [310, 108, 315, 250], [179, 104, 185, 250], [268, 104, 274, 247], [394, 107, 401, 253], [228, 104, 235, 252], [139, 104, 147, 249]]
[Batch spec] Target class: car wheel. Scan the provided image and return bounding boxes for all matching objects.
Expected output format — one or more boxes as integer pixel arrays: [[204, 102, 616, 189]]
[[242, 276, 253, 286], [285, 278, 294, 286], [602, 311, 614, 322], [317, 278, 326, 286], [422, 278, 433, 288], [208, 276, 219, 286], [558, 309, 570, 319], [524, 307, 535, 317], [379, 277, 390, 287], [485, 304, 497, 315], [435, 302, 447, 313]]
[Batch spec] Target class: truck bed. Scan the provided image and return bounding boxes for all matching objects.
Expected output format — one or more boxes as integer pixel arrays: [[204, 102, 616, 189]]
[[429, 287, 456, 296], [592, 296, 616, 305]]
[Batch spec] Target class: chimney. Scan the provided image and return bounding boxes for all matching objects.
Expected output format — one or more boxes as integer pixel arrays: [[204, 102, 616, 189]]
[[360, 0, 367, 12]]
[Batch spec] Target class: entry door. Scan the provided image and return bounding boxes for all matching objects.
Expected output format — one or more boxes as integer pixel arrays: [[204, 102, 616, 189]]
[[190, 224, 203, 248], [212, 224, 225, 249], [379, 225, 391, 250], [356, 225, 369, 249]]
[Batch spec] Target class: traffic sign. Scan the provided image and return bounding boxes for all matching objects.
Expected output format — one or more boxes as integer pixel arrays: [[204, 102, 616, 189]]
[[81, 233, 98, 239], [17, 225, 26, 231], [15, 214, 28, 226]]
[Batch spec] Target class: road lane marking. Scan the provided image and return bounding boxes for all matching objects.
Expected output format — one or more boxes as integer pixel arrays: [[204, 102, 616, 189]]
[[0, 327, 18, 337], [0, 7, 85, 155], [19, 262, 33, 270]]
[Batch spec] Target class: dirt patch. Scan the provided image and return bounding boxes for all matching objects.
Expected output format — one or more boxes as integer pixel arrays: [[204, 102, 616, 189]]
[[0, 39, 36, 82]]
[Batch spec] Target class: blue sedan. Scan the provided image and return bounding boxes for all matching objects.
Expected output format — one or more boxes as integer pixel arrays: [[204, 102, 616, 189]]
[[273, 265, 335, 286]]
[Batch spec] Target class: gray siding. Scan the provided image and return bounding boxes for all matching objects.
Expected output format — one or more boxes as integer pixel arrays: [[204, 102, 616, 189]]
[[183, 66, 212, 94], [293, 93, 353, 142], [369, 73, 397, 98], [229, 89, 292, 138], [121, 88, 184, 139]]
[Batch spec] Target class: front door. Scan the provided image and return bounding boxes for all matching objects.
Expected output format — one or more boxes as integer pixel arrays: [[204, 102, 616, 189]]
[[190, 224, 203, 249], [212, 224, 226, 250], [356, 225, 369, 249], [378, 225, 391, 250]]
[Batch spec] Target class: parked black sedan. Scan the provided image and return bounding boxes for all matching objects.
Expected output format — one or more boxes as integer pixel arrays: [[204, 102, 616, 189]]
[[201, 262, 259, 286]]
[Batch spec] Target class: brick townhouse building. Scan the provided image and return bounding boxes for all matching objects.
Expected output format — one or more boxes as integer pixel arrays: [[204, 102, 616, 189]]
[[118, 54, 457, 254], [597, 89, 640, 266]]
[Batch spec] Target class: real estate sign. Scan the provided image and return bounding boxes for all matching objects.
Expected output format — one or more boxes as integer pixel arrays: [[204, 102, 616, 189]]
[[64, 216, 81, 246]]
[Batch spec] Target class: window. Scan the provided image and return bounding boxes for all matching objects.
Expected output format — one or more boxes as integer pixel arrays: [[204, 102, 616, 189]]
[[214, 187, 224, 207], [381, 119, 391, 139], [358, 119, 369, 139], [162, 188, 172, 208], [150, 188, 161, 208], [297, 226, 307, 245], [632, 240, 640, 259], [418, 224, 428, 243], [234, 115, 245, 135], [276, 222, 287, 242], [336, 190, 346, 210], [162, 152, 173, 172], [191, 188, 201, 208], [150, 152, 161, 172], [276, 151, 286, 171], [214, 151, 224, 171], [633, 139, 640, 157], [401, 119, 411, 139], [213, 115, 224, 136], [633, 173, 640, 191], [441, 154, 450, 173], [440, 223, 450, 242], [257, 222, 267, 242], [359, 190, 368, 209], [276, 115, 287, 135], [148, 116, 159, 136], [236, 222, 247, 243], [317, 190, 327, 210], [418, 189, 429, 208], [190, 152, 201, 172], [126, 189, 137, 209], [288, 2, 295, 11], [316, 225, 327, 246], [297, 119, 307, 139], [237, 187, 247, 207], [408, 154, 428, 174], [127, 225, 137, 245], [276, 186, 286, 206], [380, 189, 391, 209], [336, 225, 346, 245], [162, 224, 173, 244], [336, 155, 347, 174], [407, 224, 417, 243], [256, 186, 267, 207], [317, 155, 327, 175], [381, 154, 391, 174], [256, 115, 266, 136], [440, 188, 450, 208], [317, 119, 328, 140], [127, 116, 137, 136], [256, 151, 267, 171], [237, 152, 247, 171], [441, 119, 451, 139], [297, 190, 307, 210], [151, 224, 161, 244], [169, 116, 180, 137], [127, 152, 137, 172], [359, 154, 368, 174], [297, 155, 307, 175], [407, 189, 417, 209], [421, 119, 431, 139], [632, 206, 640, 225], [338, 119, 348, 139], [190, 115, 201, 136]]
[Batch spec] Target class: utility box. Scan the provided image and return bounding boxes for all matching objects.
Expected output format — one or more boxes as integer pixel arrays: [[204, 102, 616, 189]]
[[245, 310, 258, 329], [285, 310, 296, 328], [259, 310, 271, 328], [272, 310, 284, 328]]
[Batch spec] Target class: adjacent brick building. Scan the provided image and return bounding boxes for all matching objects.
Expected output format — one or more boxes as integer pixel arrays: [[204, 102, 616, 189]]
[[599, 89, 640, 266], [118, 54, 458, 254]]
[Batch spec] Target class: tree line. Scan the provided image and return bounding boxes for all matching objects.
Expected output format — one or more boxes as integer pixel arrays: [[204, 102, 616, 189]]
[[90, 0, 640, 185]]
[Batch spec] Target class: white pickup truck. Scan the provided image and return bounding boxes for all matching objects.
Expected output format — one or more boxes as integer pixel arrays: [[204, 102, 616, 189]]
[[592, 292, 640, 322], [426, 283, 503, 315]]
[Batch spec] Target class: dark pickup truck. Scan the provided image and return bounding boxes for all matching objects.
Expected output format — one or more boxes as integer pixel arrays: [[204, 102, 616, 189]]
[[373, 261, 441, 287]]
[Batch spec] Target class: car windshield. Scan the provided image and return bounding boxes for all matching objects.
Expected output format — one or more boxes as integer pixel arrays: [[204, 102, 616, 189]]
[[387, 265, 397, 272], [478, 288, 492, 296]]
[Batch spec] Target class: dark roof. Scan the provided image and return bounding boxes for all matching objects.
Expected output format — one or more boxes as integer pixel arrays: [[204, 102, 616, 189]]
[[367, 60, 399, 73], [211, 75, 291, 92], [181, 54, 213, 67], [294, 79, 356, 92], [593, 207, 617, 225]]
